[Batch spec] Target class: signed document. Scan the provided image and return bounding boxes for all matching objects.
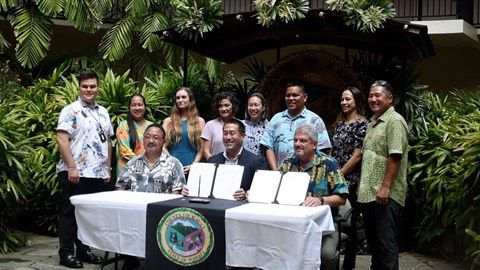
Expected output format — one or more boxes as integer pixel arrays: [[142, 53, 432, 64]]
[[248, 170, 310, 205], [187, 163, 216, 197], [213, 164, 244, 200]]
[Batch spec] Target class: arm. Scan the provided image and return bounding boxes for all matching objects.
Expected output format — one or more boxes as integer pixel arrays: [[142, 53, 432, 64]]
[[162, 117, 171, 154], [265, 148, 277, 171], [193, 117, 206, 163], [203, 139, 212, 160], [376, 154, 402, 204], [56, 131, 79, 184], [105, 138, 112, 183], [303, 194, 346, 207], [340, 148, 362, 176]]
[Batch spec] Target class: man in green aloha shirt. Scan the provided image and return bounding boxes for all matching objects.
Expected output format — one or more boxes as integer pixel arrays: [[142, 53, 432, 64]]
[[358, 80, 409, 270], [279, 124, 348, 270]]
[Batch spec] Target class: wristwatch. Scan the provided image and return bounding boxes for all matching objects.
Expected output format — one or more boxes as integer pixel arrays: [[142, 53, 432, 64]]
[[320, 197, 324, 205]]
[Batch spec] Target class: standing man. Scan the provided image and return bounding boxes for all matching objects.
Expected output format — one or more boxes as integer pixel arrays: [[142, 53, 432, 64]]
[[56, 71, 113, 268], [260, 82, 331, 170], [116, 123, 186, 193], [358, 80, 409, 270], [279, 124, 348, 270]]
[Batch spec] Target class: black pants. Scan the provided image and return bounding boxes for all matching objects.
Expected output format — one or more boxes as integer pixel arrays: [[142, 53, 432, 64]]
[[342, 182, 358, 270], [362, 200, 402, 270], [58, 171, 105, 258]]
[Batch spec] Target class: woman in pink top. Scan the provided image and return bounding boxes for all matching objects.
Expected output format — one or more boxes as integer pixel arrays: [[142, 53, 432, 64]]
[[201, 91, 239, 160]]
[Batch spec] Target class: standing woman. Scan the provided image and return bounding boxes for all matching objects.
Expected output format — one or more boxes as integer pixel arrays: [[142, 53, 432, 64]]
[[201, 91, 238, 160], [116, 94, 152, 178], [331, 86, 368, 270], [163, 87, 205, 175], [242, 93, 268, 156]]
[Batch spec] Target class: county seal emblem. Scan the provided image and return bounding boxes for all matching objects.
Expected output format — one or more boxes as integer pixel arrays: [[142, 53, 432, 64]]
[[157, 207, 214, 266]]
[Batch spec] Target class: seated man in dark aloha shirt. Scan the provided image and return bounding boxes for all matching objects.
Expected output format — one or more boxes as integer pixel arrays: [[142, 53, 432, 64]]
[[279, 124, 349, 270]]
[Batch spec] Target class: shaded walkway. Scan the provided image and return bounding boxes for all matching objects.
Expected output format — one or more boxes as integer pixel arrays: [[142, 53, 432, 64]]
[[0, 232, 466, 270]]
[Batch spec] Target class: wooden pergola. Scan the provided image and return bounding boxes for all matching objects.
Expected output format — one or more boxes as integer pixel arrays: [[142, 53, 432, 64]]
[[157, 10, 435, 86]]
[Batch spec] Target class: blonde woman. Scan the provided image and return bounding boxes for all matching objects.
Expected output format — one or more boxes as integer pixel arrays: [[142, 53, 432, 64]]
[[163, 87, 205, 175]]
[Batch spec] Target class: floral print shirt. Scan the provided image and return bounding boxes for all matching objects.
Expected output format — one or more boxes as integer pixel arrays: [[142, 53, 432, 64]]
[[116, 152, 186, 193], [242, 119, 268, 156], [279, 152, 349, 198], [331, 119, 367, 185], [260, 108, 331, 165], [56, 99, 113, 179], [115, 119, 152, 178]]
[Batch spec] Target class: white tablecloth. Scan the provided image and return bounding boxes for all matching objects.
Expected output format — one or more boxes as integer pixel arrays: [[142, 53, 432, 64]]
[[71, 191, 181, 257], [71, 191, 334, 269], [225, 203, 334, 270]]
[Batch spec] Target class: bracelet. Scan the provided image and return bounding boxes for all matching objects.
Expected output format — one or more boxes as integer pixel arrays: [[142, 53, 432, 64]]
[[68, 166, 76, 170], [320, 197, 324, 205]]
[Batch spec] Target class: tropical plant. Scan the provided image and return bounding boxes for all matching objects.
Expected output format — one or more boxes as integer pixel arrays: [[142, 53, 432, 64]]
[[254, 0, 309, 27], [326, 0, 396, 33], [406, 89, 480, 263]]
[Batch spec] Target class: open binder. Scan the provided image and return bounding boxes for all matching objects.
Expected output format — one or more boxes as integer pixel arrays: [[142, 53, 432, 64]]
[[186, 162, 244, 200], [248, 170, 310, 206]]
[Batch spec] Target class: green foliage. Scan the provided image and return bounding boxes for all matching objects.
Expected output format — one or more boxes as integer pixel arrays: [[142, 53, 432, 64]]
[[466, 229, 480, 266], [407, 90, 480, 262], [172, 0, 224, 41], [255, 0, 309, 27], [326, 0, 396, 33]]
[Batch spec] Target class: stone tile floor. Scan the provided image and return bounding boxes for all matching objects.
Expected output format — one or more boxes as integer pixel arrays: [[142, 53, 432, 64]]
[[0, 233, 467, 270]]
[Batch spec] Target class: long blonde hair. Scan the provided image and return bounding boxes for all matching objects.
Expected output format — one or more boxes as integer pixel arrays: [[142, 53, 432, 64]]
[[166, 87, 202, 150]]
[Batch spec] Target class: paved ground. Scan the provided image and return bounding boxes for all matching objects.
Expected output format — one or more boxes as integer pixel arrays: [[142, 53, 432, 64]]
[[0, 233, 467, 270]]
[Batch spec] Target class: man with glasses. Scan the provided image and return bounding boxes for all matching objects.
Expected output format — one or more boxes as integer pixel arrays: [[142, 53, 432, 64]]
[[56, 70, 113, 268], [116, 123, 186, 193], [358, 80, 409, 270]]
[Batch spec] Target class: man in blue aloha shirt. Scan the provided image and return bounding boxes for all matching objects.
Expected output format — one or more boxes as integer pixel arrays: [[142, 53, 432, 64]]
[[279, 124, 348, 270], [260, 81, 331, 170]]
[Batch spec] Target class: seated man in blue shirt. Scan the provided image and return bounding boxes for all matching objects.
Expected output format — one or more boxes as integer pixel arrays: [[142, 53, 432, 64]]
[[279, 124, 349, 270]]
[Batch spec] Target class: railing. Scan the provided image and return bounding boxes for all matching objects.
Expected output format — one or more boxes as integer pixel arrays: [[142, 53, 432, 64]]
[[223, 0, 480, 27]]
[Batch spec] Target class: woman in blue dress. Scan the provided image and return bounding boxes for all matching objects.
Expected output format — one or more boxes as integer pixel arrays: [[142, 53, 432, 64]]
[[163, 87, 205, 175]]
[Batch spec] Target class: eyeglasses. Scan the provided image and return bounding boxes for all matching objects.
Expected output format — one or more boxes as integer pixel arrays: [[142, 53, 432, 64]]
[[371, 80, 388, 87]]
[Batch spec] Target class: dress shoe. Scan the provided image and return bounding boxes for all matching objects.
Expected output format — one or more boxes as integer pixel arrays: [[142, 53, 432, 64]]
[[77, 249, 103, 264], [60, 254, 83, 268]]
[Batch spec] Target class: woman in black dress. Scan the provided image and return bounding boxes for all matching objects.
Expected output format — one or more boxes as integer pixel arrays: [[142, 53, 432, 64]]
[[331, 86, 368, 270]]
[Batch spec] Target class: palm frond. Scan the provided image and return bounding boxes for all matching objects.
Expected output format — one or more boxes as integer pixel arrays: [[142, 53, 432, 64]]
[[0, 0, 16, 12], [125, 0, 151, 17], [64, 0, 102, 33], [11, 7, 53, 68], [172, 0, 223, 41], [99, 15, 137, 61], [140, 12, 169, 52], [35, 0, 66, 17], [0, 32, 10, 53]]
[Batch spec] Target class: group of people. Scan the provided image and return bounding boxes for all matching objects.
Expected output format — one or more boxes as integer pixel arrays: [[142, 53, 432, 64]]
[[56, 70, 408, 270]]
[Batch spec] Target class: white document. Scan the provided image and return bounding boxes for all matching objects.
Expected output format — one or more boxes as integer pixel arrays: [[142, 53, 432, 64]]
[[247, 170, 282, 204], [212, 164, 244, 200], [276, 172, 310, 205], [187, 163, 216, 197]]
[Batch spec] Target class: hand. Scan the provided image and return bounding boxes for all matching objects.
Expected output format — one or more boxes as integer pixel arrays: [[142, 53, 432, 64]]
[[303, 196, 322, 207], [376, 186, 390, 205], [181, 186, 189, 196], [183, 165, 191, 174], [68, 167, 80, 184], [233, 188, 246, 201]]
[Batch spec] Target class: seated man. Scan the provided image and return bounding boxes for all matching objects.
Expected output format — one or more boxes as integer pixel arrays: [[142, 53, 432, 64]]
[[116, 123, 186, 194], [279, 124, 349, 270], [184, 119, 266, 200]]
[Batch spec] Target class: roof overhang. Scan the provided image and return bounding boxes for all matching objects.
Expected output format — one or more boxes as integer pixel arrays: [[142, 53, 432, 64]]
[[158, 10, 436, 63]]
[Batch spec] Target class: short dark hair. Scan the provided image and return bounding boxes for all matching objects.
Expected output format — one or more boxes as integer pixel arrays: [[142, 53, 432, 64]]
[[223, 118, 245, 134], [371, 80, 394, 97], [78, 70, 99, 85], [145, 123, 165, 138], [213, 91, 239, 116], [286, 81, 306, 93], [245, 92, 268, 121]]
